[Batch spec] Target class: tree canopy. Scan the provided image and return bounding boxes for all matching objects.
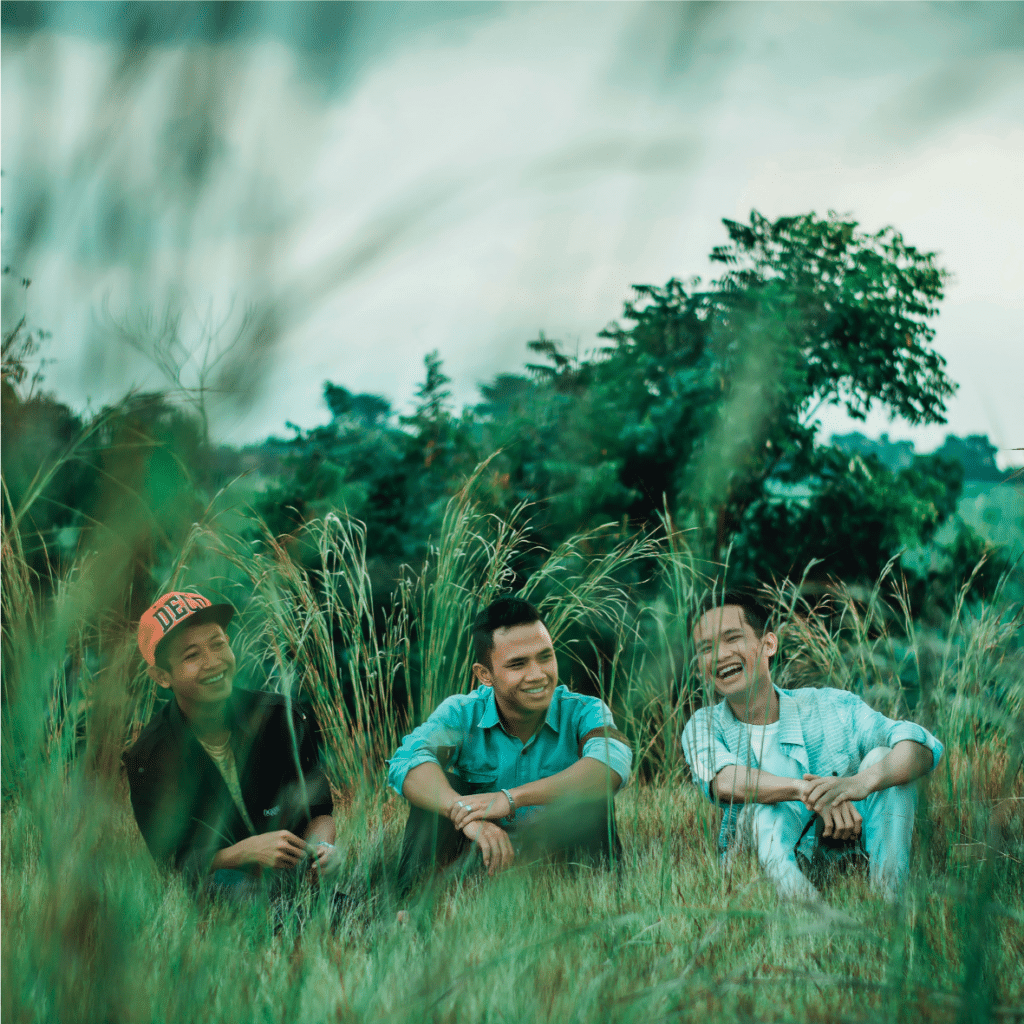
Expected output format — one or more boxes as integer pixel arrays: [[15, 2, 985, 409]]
[[6, 210, 992, 606]]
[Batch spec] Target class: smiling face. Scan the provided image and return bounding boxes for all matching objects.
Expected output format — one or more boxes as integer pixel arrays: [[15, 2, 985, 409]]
[[693, 604, 777, 705], [473, 619, 558, 723], [148, 620, 236, 716]]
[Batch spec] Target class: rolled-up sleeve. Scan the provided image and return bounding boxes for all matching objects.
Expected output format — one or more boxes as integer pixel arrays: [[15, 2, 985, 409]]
[[576, 699, 633, 786], [846, 692, 944, 771], [386, 696, 468, 796], [681, 709, 743, 801]]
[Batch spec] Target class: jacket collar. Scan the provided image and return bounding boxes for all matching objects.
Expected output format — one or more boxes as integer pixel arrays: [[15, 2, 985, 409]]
[[165, 687, 258, 744]]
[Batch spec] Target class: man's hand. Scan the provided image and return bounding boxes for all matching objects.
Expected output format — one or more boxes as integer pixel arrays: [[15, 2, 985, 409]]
[[310, 841, 341, 880], [802, 773, 872, 815], [448, 791, 513, 829], [820, 802, 863, 841], [460, 820, 515, 875], [233, 830, 308, 870]]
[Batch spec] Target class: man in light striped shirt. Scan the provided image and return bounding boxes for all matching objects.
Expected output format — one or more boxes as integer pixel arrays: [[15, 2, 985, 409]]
[[681, 592, 943, 902]]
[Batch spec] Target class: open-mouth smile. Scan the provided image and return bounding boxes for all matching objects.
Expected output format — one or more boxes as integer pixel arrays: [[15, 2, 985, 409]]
[[523, 685, 548, 695], [717, 664, 744, 681], [201, 672, 228, 685]]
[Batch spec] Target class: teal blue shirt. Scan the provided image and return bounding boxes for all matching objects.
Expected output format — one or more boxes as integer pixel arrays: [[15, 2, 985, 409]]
[[387, 684, 632, 819]]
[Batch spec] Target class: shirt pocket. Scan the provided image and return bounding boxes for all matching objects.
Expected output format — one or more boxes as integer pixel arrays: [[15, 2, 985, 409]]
[[455, 766, 498, 794], [818, 750, 859, 778]]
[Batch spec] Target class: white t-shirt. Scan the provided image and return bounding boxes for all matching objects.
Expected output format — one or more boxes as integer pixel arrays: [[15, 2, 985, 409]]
[[749, 720, 805, 781]]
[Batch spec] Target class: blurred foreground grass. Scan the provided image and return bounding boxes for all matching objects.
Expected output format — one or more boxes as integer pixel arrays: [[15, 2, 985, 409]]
[[3, 742, 1022, 1024], [3, 466, 1022, 1023]]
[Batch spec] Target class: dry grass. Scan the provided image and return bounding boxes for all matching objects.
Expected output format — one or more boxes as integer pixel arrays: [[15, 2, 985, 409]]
[[3, 468, 1023, 1024]]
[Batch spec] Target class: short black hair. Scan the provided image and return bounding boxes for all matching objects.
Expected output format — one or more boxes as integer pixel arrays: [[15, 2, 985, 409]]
[[696, 590, 771, 638], [472, 596, 545, 668]]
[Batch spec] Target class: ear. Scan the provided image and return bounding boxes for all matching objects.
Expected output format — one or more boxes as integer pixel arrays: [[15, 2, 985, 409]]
[[147, 665, 173, 691], [762, 631, 779, 658], [472, 661, 493, 688]]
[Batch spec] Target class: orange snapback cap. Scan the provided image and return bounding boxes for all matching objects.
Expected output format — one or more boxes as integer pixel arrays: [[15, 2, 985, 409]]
[[138, 591, 235, 667]]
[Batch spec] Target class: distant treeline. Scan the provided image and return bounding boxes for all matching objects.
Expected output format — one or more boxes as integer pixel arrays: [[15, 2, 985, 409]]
[[2, 211, 1017, 620], [832, 431, 1008, 482]]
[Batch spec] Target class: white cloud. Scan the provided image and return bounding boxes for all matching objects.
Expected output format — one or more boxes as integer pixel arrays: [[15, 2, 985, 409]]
[[3, 2, 1021, 456]]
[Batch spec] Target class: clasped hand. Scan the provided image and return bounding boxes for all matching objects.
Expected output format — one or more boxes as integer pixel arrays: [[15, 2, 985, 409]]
[[799, 773, 870, 841], [447, 793, 515, 875], [447, 791, 513, 829], [233, 830, 340, 877]]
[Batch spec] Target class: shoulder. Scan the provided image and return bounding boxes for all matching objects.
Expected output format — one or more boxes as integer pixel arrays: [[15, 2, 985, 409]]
[[123, 702, 174, 767], [684, 699, 724, 728], [552, 685, 601, 708], [682, 701, 723, 741], [429, 688, 490, 721], [552, 685, 610, 718]]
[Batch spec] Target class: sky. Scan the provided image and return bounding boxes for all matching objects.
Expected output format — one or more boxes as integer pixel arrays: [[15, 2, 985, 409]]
[[3, 2, 1023, 464]]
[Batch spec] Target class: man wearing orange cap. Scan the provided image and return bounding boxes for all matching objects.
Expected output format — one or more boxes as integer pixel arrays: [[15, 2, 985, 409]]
[[124, 591, 338, 894]]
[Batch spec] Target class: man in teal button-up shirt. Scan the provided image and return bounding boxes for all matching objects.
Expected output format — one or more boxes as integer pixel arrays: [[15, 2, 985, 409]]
[[388, 596, 631, 891], [681, 593, 943, 902]]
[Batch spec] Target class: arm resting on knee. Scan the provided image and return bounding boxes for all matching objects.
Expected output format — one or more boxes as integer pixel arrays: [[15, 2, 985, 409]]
[[859, 740, 933, 793], [712, 766, 808, 805], [402, 761, 464, 817], [510, 756, 623, 810]]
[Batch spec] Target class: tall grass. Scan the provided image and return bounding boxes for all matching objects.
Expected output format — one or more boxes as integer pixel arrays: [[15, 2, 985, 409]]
[[2, 457, 1023, 1024]]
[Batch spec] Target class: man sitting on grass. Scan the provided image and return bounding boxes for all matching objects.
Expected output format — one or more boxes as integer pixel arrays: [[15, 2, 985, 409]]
[[681, 592, 943, 903], [124, 591, 339, 895], [388, 596, 631, 893]]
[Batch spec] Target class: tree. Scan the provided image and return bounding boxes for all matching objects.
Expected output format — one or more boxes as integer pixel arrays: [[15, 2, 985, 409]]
[[491, 210, 957, 580]]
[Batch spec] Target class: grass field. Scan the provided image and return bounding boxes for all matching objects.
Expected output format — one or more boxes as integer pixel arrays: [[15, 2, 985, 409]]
[[3, 747, 1022, 1024], [3, 485, 1023, 1024]]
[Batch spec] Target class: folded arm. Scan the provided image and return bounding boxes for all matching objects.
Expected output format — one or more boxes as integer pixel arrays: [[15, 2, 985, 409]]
[[448, 756, 623, 830], [711, 765, 810, 805], [401, 762, 514, 874], [803, 739, 933, 814]]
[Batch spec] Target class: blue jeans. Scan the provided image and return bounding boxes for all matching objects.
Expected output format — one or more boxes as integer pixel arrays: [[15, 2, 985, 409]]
[[730, 747, 918, 900]]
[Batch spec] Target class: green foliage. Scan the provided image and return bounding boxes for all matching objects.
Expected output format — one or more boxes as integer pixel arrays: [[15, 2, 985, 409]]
[[3, 483, 1023, 1023], [734, 450, 964, 584], [224, 210, 972, 592]]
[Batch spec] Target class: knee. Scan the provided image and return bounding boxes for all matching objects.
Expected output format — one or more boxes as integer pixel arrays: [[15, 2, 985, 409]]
[[745, 804, 797, 862], [859, 746, 891, 772]]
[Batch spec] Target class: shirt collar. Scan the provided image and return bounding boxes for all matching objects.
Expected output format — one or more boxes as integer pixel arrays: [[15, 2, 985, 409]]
[[775, 687, 806, 750], [478, 686, 501, 728], [721, 685, 805, 745], [476, 685, 561, 736]]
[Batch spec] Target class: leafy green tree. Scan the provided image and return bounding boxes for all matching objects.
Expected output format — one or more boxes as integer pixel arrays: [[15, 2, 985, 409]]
[[256, 352, 480, 562], [481, 210, 958, 582], [931, 434, 1006, 482]]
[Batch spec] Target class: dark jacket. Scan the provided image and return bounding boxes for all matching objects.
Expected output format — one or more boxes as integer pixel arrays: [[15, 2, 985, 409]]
[[123, 688, 333, 881]]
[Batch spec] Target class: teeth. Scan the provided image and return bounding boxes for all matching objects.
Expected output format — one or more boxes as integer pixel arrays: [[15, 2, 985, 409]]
[[524, 686, 545, 694], [203, 673, 225, 684], [718, 666, 742, 680]]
